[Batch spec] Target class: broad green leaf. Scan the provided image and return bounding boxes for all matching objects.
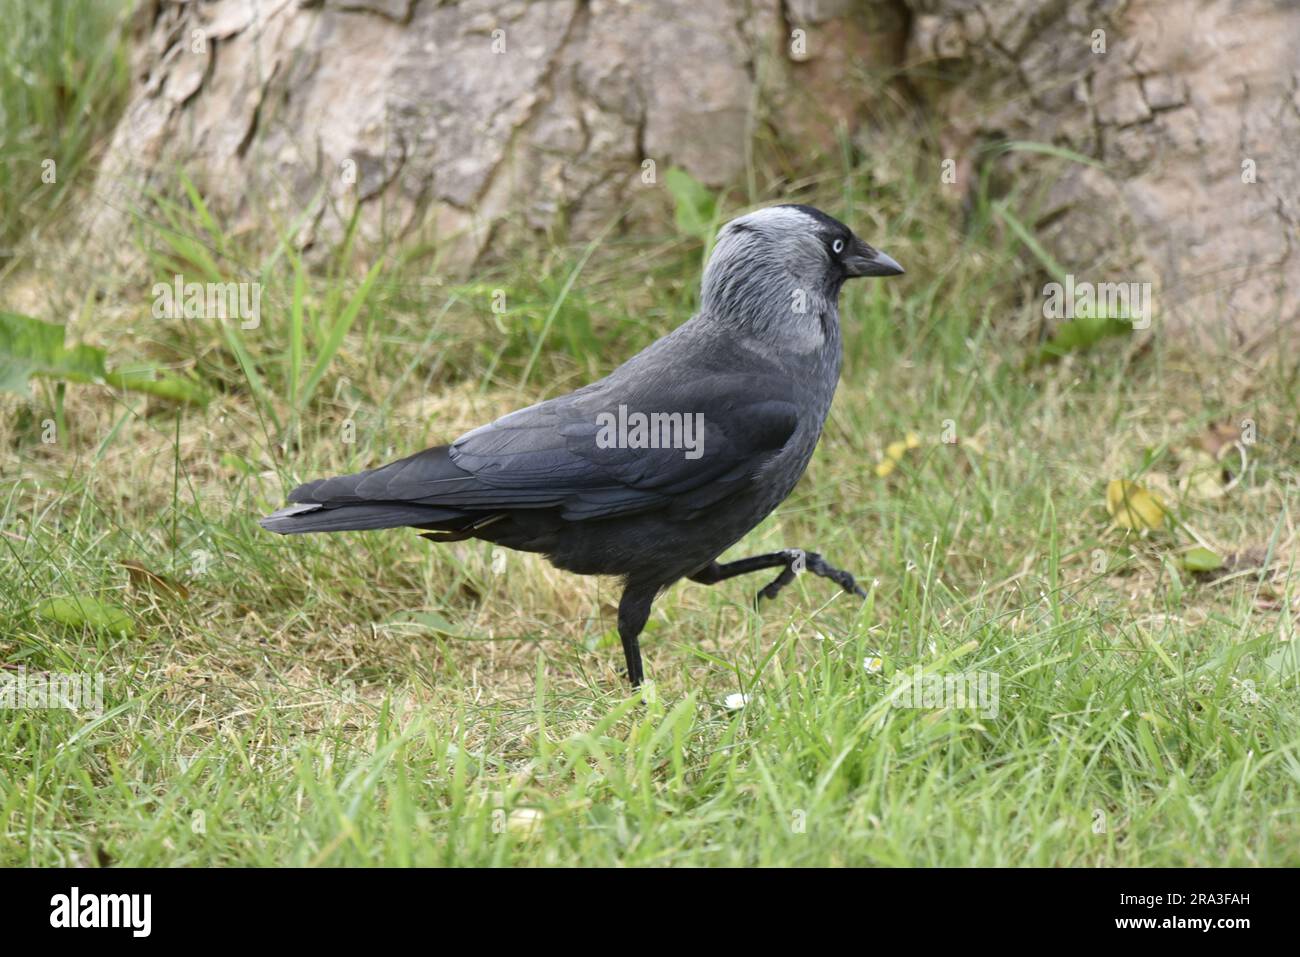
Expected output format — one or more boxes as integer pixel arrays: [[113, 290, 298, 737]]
[[388, 610, 463, 638], [36, 596, 134, 638], [1180, 546, 1224, 573], [0, 310, 106, 392], [104, 370, 209, 406], [1033, 315, 1133, 365], [1, 311, 207, 405]]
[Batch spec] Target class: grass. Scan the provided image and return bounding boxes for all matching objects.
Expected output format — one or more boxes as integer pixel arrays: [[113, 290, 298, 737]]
[[2, 5, 1299, 867], [0, 0, 131, 267]]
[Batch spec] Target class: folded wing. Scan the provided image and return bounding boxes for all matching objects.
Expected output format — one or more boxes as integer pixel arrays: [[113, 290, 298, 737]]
[[261, 373, 798, 532]]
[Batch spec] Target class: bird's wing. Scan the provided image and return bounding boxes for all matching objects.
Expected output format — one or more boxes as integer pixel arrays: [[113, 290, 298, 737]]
[[450, 372, 800, 520], [321, 373, 796, 522]]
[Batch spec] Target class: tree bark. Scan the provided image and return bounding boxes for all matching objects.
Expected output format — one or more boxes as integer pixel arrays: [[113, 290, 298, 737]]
[[87, 0, 1298, 343], [906, 0, 1300, 344]]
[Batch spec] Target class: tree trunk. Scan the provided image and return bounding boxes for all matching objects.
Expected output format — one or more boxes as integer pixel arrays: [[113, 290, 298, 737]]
[[907, 0, 1300, 344], [87, 0, 1297, 343]]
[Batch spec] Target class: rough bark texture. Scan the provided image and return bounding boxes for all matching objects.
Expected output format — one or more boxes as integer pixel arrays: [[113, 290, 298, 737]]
[[90, 0, 906, 264], [89, 0, 1297, 341], [907, 0, 1300, 342]]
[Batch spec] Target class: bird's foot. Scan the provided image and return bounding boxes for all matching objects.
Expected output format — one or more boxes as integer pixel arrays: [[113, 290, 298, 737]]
[[756, 549, 868, 603], [805, 552, 870, 598], [756, 562, 799, 602]]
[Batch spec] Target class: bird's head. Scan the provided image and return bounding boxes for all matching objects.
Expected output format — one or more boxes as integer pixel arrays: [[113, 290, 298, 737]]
[[700, 205, 902, 335]]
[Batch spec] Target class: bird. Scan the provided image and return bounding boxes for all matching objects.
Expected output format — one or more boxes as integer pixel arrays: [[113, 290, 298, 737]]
[[260, 204, 904, 686]]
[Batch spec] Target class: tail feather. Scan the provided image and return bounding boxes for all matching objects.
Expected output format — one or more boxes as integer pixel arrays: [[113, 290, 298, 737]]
[[261, 445, 482, 535], [287, 444, 479, 505], [258, 444, 538, 535], [259, 501, 469, 534]]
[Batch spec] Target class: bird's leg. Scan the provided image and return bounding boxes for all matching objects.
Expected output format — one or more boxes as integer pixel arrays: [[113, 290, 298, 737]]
[[689, 549, 868, 604], [617, 585, 656, 686]]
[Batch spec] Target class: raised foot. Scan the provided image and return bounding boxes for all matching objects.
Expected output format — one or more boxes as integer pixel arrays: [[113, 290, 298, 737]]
[[756, 549, 869, 604]]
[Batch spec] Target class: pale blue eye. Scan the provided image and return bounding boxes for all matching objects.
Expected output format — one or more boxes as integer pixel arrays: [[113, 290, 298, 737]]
[[832, 239, 844, 255]]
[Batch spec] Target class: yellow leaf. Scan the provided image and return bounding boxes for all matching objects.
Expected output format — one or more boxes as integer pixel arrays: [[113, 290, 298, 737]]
[[1106, 479, 1166, 531], [886, 440, 908, 461], [875, 458, 896, 478], [905, 432, 921, 450]]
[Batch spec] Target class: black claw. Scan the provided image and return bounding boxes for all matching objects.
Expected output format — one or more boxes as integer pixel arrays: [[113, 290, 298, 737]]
[[756, 564, 797, 603], [803, 553, 868, 598]]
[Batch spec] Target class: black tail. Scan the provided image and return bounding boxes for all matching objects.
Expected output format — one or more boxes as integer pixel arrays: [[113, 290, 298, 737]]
[[259, 501, 468, 534], [259, 445, 479, 535]]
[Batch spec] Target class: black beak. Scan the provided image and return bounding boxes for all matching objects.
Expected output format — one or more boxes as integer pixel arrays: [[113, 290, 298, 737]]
[[844, 238, 904, 278]]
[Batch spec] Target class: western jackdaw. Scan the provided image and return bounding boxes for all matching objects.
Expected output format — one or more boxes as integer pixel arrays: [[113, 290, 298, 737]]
[[261, 205, 904, 685]]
